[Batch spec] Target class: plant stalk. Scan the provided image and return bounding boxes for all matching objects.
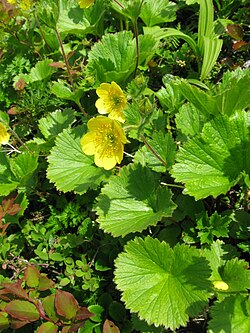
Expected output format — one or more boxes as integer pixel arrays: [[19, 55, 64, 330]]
[[55, 29, 76, 93], [141, 135, 168, 168]]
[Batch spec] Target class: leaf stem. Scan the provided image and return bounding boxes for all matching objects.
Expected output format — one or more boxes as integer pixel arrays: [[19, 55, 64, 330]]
[[160, 182, 185, 189], [113, 0, 125, 9], [141, 135, 168, 168], [55, 29, 76, 93], [133, 19, 139, 78]]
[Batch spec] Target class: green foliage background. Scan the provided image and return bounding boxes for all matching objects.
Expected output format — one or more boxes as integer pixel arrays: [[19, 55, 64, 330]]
[[0, 0, 249, 332]]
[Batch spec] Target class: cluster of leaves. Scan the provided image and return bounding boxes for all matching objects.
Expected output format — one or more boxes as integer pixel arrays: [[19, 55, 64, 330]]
[[0, 265, 94, 332], [0, 0, 249, 332]]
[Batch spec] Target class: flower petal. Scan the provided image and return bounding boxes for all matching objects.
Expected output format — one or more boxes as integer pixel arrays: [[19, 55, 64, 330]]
[[80, 132, 96, 155], [0, 122, 10, 145], [95, 98, 108, 114]]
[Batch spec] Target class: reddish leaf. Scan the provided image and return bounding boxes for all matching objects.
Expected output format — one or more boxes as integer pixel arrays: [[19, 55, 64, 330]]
[[75, 307, 94, 321], [68, 322, 86, 332], [37, 322, 58, 333], [43, 294, 59, 323], [233, 40, 250, 51], [103, 320, 120, 333], [2, 196, 21, 215], [226, 24, 244, 41], [48, 62, 65, 69], [0, 289, 11, 302], [38, 274, 55, 291], [62, 326, 70, 333], [10, 319, 31, 329], [3, 281, 30, 300], [5, 300, 39, 322], [55, 290, 78, 320], [24, 266, 40, 288]]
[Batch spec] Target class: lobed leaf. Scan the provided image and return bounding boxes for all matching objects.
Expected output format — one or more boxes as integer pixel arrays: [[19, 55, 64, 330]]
[[171, 111, 250, 199], [47, 126, 110, 194], [114, 237, 212, 329], [96, 163, 176, 237], [38, 109, 75, 139], [208, 295, 250, 333]]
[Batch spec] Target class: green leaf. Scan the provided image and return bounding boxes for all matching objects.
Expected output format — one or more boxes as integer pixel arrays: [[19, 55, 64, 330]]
[[114, 237, 212, 329], [140, 0, 177, 27], [56, 0, 106, 39], [0, 153, 19, 196], [175, 103, 207, 137], [200, 37, 223, 81], [177, 80, 217, 116], [37, 322, 58, 333], [134, 131, 176, 172], [5, 300, 40, 322], [219, 258, 250, 293], [87, 31, 157, 85], [24, 266, 40, 288], [43, 295, 59, 323], [208, 295, 250, 333], [155, 75, 185, 115], [202, 240, 240, 282], [215, 69, 250, 116], [0, 312, 9, 330], [51, 80, 85, 105], [38, 109, 75, 139], [55, 290, 78, 320], [96, 164, 176, 237], [196, 212, 231, 244], [171, 111, 250, 200], [9, 152, 38, 187], [143, 26, 199, 55], [47, 126, 110, 194], [29, 59, 57, 82]]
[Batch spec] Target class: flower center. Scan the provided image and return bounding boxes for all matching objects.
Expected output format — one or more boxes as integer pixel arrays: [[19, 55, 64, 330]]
[[94, 124, 119, 157]]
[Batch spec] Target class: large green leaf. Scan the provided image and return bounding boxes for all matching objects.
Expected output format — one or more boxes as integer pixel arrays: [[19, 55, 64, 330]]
[[86, 31, 157, 85], [114, 237, 212, 329], [38, 108, 75, 139], [47, 126, 110, 194], [140, 0, 177, 27], [96, 164, 176, 237], [56, 0, 105, 38], [171, 111, 250, 200], [208, 295, 250, 333]]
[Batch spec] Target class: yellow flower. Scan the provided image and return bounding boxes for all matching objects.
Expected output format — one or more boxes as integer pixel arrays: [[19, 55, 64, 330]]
[[95, 81, 127, 123], [78, 0, 94, 8], [80, 116, 127, 170], [19, 0, 32, 11], [212, 280, 229, 291], [0, 122, 10, 145]]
